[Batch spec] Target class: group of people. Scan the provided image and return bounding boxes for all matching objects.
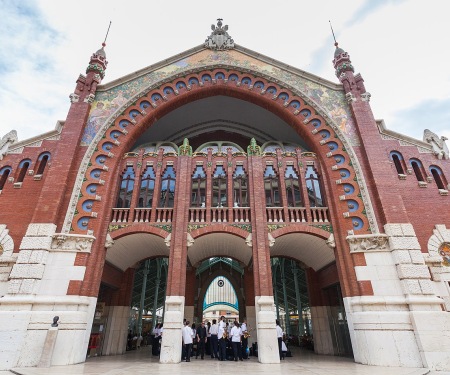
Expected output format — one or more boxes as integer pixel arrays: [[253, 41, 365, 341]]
[[182, 316, 250, 362]]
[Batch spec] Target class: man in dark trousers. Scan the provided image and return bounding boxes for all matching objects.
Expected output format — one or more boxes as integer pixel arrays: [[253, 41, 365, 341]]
[[196, 321, 208, 359]]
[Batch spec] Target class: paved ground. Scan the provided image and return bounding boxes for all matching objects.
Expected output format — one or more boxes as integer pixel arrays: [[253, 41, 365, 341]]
[[3, 346, 448, 375]]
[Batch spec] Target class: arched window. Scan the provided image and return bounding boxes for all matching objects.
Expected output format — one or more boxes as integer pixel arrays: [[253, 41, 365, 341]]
[[305, 166, 325, 207], [429, 166, 447, 190], [159, 166, 176, 207], [212, 165, 227, 207], [389, 151, 406, 175], [410, 159, 425, 182], [138, 166, 156, 207], [285, 165, 302, 207], [16, 159, 31, 183], [116, 166, 135, 208], [191, 166, 206, 207], [264, 165, 281, 207], [36, 152, 50, 175], [233, 166, 248, 207], [0, 167, 12, 191]]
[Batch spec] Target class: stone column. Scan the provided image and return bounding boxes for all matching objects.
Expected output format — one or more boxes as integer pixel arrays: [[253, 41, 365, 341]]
[[247, 148, 279, 363]]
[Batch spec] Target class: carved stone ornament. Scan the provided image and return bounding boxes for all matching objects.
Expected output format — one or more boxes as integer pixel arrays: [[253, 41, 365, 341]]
[[245, 233, 252, 247], [361, 92, 371, 102], [0, 130, 18, 160], [187, 233, 195, 247], [69, 93, 80, 103], [346, 233, 389, 253], [345, 92, 356, 103], [104, 233, 114, 249], [164, 233, 171, 248], [51, 233, 96, 253], [427, 224, 450, 265], [268, 233, 275, 247], [326, 233, 336, 248], [0, 224, 14, 257], [423, 129, 449, 160], [204, 19, 235, 50]]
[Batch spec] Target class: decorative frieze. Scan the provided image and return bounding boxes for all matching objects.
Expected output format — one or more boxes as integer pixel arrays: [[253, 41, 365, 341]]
[[50, 233, 96, 253], [347, 233, 389, 253]]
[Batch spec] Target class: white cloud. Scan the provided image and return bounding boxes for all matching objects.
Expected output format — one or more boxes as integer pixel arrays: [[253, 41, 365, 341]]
[[0, 0, 449, 145]]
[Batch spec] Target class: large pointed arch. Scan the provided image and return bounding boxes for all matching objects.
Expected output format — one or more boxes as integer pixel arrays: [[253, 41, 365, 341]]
[[63, 66, 379, 237]]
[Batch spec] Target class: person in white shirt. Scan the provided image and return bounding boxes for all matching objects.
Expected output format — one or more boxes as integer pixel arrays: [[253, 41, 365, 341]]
[[275, 320, 284, 360], [182, 321, 193, 362], [218, 316, 227, 360], [230, 321, 243, 361], [209, 319, 219, 359]]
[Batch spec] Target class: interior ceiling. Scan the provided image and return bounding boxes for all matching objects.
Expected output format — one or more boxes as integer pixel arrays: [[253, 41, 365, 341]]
[[187, 233, 252, 267], [106, 233, 169, 271], [132, 95, 308, 150], [270, 233, 334, 271], [106, 232, 334, 273]]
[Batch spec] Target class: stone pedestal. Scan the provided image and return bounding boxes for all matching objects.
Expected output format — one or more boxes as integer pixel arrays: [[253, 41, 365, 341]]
[[37, 327, 58, 367], [255, 296, 279, 364], [160, 296, 184, 363]]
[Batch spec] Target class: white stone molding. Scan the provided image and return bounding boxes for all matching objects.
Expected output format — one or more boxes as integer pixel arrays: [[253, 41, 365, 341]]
[[268, 233, 275, 247], [347, 233, 389, 253], [160, 296, 185, 363], [51, 233, 96, 253], [0, 224, 14, 257]]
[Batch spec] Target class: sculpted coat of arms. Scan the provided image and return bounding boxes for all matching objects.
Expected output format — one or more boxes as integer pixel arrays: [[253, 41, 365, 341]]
[[205, 19, 235, 50]]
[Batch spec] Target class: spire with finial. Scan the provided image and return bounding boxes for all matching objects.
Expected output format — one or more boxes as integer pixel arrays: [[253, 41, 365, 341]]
[[329, 21, 354, 78], [86, 22, 111, 81]]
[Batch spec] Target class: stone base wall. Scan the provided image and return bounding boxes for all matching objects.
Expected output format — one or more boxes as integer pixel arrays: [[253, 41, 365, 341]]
[[345, 223, 450, 370]]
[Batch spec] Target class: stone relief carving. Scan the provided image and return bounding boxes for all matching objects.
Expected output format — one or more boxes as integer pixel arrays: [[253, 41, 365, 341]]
[[0, 130, 18, 160], [187, 233, 195, 247], [104, 233, 114, 249], [164, 233, 171, 248], [427, 224, 450, 265], [204, 19, 234, 50], [0, 224, 14, 257], [423, 129, 449, 160], [245, 233, 252, 248], [347, 233, 389, 253], [268, 233, 275, 247], [51, 233, 95, 253], [326, 233, 336, 248]]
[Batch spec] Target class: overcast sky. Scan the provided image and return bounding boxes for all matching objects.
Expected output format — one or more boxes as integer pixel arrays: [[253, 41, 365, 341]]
[[1, 0, 449, 144]]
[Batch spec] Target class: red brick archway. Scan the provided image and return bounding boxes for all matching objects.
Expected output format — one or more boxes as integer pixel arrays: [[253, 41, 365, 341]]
[[66, 67, 376, 300]]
